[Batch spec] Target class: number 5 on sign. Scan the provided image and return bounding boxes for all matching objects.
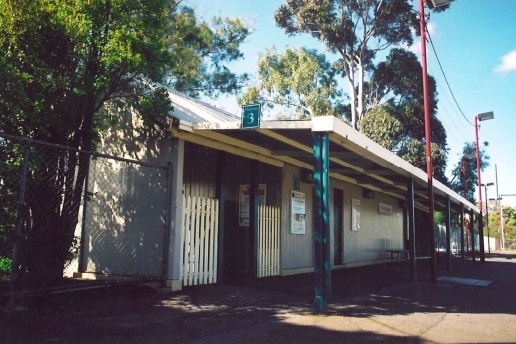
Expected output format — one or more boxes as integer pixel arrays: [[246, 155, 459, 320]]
[[241, 103, 261, 129]]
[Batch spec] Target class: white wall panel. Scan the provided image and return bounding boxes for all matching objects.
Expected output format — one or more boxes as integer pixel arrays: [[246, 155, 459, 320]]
[[82, 110, 171, 277], [280, 164, 314, 270], [336, 181, 404, 265]]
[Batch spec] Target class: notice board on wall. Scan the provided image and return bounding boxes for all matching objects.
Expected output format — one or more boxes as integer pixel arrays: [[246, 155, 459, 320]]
[[290, 191, 306, 234]]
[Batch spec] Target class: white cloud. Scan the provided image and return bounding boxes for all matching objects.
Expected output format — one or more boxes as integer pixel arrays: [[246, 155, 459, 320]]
[[495, 50, 516, 73], [407, 22, 437, 56], [426, 22, 437, 36]]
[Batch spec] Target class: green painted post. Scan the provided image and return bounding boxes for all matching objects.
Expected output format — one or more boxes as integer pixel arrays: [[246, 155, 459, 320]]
[[321, 133, 331, 299], [313, 132, 331, 313]]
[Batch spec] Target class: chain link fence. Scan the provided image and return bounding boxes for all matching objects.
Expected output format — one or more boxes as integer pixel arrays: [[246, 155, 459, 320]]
[[0, 132, 171, 289], [81, 151, 171, 278]]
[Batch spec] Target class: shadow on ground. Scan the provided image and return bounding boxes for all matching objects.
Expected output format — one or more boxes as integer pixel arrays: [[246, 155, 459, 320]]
[[1, 252, 515, 343]]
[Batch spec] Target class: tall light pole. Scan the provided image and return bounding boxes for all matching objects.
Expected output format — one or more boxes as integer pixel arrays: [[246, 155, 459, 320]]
[[474, 111, 494, 262], [482, 182, 494, 253], [462, 153, 475, 255], [419, 0, 436, 282], [419, 0, 453, 282]]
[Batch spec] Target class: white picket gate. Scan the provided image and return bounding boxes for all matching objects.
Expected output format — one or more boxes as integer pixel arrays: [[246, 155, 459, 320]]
[[257, 205, 281, 278], [182, 195, 219, 286]]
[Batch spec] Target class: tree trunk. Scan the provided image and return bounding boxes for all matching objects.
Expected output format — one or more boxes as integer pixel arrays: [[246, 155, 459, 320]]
[[345, 59, 357, 130], [24, 94, 94, 289], [357, 59, 364, 127], [24, 148, 87, 289]]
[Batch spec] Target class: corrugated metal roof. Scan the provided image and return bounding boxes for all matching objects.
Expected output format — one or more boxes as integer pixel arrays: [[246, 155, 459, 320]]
[[168, 89, 240, 124], [164, 89, 478, 214]]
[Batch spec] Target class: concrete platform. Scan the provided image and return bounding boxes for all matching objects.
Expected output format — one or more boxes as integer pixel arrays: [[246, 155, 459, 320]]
[[2, 251, 516, 343]]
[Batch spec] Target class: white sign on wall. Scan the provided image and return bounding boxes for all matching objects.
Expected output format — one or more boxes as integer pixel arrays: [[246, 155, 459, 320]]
[[379, 202, 393, 215], [290, 191, 306, 234], [352, 198, 361, 231]]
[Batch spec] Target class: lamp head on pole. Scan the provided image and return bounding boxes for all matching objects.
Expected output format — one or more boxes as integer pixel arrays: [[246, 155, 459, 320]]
[[477, 111, 494, 122], [426, 0, 454, 9]]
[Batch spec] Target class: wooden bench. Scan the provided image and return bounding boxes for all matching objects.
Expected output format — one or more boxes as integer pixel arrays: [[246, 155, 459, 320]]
[[386, 249, 410, 263]]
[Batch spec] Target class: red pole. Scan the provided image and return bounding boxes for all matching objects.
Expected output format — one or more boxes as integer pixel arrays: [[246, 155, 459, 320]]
[[475, 116, 486, 262], [419, 0, 437, 282], [462, 156, 469, 252]]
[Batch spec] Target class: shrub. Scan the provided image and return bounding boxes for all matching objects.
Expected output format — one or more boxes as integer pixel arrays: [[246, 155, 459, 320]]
[[0, 256, 12, 276]]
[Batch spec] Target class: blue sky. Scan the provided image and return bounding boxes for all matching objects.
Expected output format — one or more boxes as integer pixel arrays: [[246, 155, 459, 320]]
[[185, 0, 516, 207]]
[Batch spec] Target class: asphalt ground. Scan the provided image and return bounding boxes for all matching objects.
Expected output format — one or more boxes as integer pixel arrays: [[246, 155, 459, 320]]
[[2, 251, 516, 343]]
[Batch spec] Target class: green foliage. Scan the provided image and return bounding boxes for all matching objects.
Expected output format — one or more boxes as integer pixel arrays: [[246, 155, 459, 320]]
[[275, 0, 418, 128], [239, 48, 343, 119], [504, 206, 516, 241], [0, 0, 250, 289], [360, 104, 404, 150], [0, 256, 12, 276], [361, 103, 448, 181], [485, 205, 516, 248], [369, 48, 439, 119], [449, 142, 489, 204], [434, 212, 446, 225], [166, 7, 250, 98], [364, 48, 448, 181], [0, 141, 22, 258], [270, 3, 449, 179]]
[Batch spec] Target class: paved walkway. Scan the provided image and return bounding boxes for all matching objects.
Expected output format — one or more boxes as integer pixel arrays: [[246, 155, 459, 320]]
[[2, 251, 516, 343]]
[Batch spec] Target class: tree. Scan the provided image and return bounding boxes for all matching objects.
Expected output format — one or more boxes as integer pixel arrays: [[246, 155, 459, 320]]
[[361, 48, 448, 181], [0, 0, 250, 288], [274, 0, 418, 129], [449, 142, 490, 204], [504, 206, 516, 245], [359, 103, 404, 151], [165, 7, 251, 98], [238, 47, 345, 119]]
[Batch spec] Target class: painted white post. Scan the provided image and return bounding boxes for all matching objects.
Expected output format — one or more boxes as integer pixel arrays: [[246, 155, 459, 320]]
[[166, 138, 185, 291]]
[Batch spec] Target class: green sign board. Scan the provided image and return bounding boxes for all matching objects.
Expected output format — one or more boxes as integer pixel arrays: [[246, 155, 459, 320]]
[[241, 103, 261, 129]]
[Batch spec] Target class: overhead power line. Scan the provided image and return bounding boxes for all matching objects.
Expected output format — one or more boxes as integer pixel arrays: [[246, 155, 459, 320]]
[[425, 27, 474, 127]]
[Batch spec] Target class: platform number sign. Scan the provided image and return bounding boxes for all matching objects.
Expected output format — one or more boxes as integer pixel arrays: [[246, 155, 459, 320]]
[[241, 103, 261, 129]]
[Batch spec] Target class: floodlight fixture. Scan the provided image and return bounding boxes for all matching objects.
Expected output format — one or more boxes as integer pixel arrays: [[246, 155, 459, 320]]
[[478, 111, 494, 121], [426, 0, 454, 9]]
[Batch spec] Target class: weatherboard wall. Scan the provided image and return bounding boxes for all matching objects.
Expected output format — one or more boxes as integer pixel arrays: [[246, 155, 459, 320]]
[[332, 180, 405, 266], [280, 164, 315, 273], [79, 109, 172, 277]]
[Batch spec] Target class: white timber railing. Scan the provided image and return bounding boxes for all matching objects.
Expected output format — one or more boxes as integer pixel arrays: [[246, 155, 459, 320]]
[[181, 195, 219, 286], [257, 205, 281, 278]]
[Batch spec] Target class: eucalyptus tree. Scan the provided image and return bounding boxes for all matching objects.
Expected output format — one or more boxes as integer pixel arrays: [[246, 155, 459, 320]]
[[449, 142, 490, 204], [275, 0, 418, 129], [238, 47, 345, 119], [361, 48, 448, 181], [0, 0, 250, 288]]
